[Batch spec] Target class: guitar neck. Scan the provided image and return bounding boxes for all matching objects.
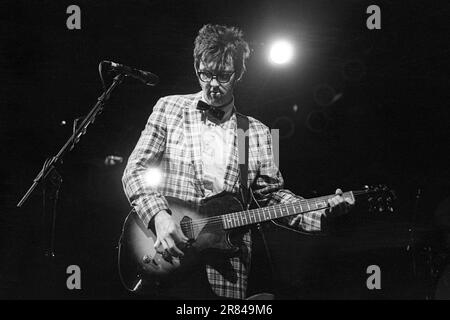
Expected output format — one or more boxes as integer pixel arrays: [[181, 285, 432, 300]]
[[221, 191, 355, 229]]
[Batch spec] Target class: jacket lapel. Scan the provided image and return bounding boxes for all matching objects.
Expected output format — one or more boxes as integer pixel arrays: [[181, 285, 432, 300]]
[[223, 114, 240, 193], [184, 96, 205, 196]]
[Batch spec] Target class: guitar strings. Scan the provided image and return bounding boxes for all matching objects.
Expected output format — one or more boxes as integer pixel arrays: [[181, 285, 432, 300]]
[[179, 190, 388, 230], [182, 194, 340, 227], [180, 200, 320, 226], [184, 197, 336, 228], [181, 200, 333, 229]]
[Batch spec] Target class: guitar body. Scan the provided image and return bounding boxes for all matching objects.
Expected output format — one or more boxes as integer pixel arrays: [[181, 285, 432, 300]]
[[117, 185, 393, 294], [118, 192, 246, 292]]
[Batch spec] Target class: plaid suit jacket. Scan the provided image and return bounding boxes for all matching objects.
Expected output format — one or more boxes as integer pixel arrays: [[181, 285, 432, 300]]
[[122, 91, 323, 299]]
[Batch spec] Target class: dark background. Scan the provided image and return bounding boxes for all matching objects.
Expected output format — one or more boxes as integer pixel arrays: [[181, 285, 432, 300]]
[[1, 0, 449, 299]]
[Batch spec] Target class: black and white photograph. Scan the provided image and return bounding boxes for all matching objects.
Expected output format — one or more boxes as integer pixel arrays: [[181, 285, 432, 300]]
[[1, 0, 449, 304]]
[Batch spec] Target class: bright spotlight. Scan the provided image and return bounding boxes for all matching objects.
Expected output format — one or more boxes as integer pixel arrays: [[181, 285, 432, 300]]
[[269, 40, 294, 65], [142, 168, 162, 188]]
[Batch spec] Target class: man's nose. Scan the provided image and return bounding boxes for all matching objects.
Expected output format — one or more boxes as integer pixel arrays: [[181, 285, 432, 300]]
[[210, 77, 220, 87]]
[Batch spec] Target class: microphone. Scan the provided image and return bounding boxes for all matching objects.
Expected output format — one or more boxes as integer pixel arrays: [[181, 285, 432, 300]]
[[103, 61, 159, 86]]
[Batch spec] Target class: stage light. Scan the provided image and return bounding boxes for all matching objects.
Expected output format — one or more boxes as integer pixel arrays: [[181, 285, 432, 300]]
[[142, 168, 162, 188], [268, 40, 294, 65]]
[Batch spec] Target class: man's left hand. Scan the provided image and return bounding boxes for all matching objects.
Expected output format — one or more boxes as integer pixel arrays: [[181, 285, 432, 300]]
[[324, 188, 355, 218], [289, 188, 354, 228]]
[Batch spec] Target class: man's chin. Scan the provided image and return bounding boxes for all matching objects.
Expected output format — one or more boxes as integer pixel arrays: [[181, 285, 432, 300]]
[[207, 97, 224, 107]]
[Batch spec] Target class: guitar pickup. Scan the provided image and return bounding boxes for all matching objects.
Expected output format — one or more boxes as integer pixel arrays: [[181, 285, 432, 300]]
[[161, 250, 174, 264], [142, 254, 160, 270]]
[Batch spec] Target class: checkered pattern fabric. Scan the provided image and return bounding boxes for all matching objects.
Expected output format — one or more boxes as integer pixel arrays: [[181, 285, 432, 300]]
[[122, 91, 323, 299]]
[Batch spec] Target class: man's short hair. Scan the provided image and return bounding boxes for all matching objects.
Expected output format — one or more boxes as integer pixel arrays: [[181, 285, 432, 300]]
[[194, 24, 250, 80]]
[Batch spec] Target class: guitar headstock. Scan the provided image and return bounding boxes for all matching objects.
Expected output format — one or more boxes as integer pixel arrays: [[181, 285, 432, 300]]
[[356, 184, 396, 214]]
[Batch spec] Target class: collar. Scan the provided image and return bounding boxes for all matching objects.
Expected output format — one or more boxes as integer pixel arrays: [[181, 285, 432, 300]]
[[200, 92, 235, 124]]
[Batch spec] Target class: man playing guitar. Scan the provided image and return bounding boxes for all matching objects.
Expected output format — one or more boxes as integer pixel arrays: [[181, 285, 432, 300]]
[[121, 24, 354, 299]]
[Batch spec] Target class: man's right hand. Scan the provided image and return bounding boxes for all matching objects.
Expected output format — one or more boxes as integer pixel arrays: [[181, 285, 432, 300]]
[[153, 210, 189, 257]]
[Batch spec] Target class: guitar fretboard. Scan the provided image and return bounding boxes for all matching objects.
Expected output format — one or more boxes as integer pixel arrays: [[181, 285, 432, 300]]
[[221, 192, 354, 229]]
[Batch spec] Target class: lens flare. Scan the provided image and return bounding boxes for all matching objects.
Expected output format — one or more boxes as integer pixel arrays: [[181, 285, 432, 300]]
[[142, 168, 162, 188], [269, 40, 294, 65]]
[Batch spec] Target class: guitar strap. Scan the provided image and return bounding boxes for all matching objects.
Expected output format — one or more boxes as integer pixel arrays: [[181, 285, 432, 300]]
[[236, 113, 277, 297], [236, 112, 250, 208]]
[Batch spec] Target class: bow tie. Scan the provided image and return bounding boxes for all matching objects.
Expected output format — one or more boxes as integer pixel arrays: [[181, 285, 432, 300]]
[[197, 100, 225, 120]]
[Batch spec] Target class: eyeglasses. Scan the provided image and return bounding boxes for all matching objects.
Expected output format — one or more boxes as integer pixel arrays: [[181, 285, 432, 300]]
[[197, 70, 235, 83]]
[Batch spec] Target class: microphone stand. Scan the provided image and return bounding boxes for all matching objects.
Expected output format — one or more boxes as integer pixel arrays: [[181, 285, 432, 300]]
[[17, 73, 125, 258]]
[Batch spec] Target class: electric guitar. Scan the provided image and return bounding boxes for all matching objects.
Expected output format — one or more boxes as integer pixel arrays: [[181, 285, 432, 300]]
[[117, 185, 394, 293]]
